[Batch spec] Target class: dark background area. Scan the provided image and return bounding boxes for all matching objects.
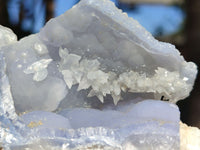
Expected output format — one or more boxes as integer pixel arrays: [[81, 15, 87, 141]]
[[0, 0, 199, 128]]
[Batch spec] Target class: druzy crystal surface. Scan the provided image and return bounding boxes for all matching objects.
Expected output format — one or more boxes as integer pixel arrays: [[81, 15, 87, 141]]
[[0, 0, 198, 149]]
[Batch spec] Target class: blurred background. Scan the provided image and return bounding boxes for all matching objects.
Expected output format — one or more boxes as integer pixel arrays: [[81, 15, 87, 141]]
[[0, 0, 199, 128]]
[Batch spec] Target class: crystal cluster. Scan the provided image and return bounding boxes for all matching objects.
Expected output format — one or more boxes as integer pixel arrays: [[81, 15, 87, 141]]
[[59, 46, 192, 104], [0, 0, 198, 149]]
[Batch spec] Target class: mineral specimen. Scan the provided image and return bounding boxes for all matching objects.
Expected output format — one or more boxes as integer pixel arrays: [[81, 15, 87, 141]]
[[180, 122, 200, 150], [0, 0, 198, 149]]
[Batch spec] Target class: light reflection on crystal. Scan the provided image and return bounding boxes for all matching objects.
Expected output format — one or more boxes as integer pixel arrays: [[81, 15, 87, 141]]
[[0, 0, 198, 149]]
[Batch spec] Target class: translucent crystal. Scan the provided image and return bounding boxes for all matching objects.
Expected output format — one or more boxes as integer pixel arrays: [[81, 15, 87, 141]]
[[1, 0, 197, 112], [0, 0, 198, 149], [23, 59, 52, 81]]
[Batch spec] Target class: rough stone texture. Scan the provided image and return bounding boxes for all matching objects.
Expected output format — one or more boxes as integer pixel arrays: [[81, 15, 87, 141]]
[[0, 0, 198, 149], [11, 100, 180, 150], [180, 122, 200, 150]]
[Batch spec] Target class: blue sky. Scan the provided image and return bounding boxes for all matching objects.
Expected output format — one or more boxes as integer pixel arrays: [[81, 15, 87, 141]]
[[8, 0, 185, 36], [124, 5, 184, 35], [54, 0, 185, 35]]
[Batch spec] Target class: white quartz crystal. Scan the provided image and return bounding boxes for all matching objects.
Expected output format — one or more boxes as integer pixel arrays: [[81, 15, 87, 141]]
[[24, 59, 52, 81], [0, 0, 198, 149]]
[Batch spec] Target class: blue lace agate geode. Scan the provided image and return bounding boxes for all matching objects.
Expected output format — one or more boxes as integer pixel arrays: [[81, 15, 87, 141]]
[[0, 0, 197, 149]]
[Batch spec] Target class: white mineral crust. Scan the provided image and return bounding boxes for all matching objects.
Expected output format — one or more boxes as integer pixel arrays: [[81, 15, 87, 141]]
[[0, 25, 17, 47], [0, 0, 198, 149]]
